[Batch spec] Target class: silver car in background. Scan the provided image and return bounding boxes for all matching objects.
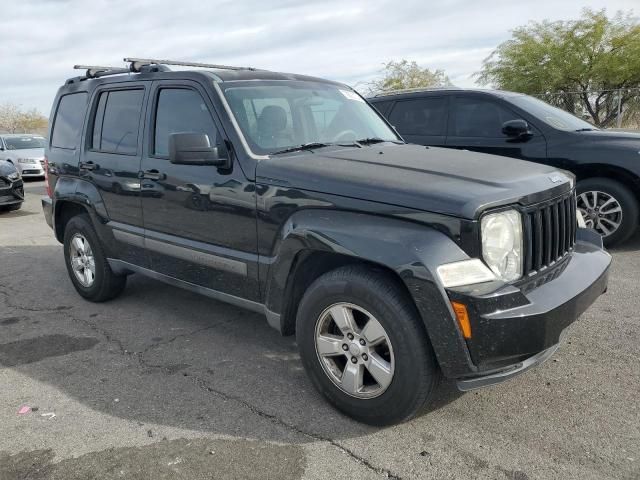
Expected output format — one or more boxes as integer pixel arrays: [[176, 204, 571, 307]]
[[0, 134, 46, 178]]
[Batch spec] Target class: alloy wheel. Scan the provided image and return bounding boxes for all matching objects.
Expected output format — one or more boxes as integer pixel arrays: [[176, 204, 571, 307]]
[[314, 302, 395, 399], [577, 190, 623, 238], [69, 233, 96, 287]]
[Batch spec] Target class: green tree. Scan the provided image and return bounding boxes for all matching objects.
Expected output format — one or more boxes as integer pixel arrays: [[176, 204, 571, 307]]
[[477, 9, 640, 128], [366, 60, 451, 95]]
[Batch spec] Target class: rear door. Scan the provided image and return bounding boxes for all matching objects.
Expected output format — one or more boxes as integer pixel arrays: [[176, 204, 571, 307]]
[[139, 80, 259, 302], [81, 83, 149, 265], [386, 96, 449, 146], [445, 94, 547, 162]]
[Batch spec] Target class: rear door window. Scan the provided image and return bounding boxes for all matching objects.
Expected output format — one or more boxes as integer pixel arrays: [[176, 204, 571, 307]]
[[92, 89, 144, 154], [388, 97, 448, 136], [51, 92, 88, 149]]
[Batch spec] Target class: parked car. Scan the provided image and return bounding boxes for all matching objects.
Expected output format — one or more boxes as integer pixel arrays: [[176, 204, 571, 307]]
[[369, 88, 640, 246], [0, 134, 47, 178], [42, 59, 610, 425], [0, 159, 24, 212]]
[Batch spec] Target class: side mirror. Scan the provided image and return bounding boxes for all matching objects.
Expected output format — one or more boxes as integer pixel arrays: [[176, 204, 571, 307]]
[[502, 119, 532, 141], [169, 133, 231, 168]]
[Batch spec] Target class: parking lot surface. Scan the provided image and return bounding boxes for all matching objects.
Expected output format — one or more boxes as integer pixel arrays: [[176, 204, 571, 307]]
[[0, 181, 638, 479]]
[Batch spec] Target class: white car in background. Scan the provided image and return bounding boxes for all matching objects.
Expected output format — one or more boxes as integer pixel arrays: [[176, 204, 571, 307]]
[[0, 134, 46, 178]]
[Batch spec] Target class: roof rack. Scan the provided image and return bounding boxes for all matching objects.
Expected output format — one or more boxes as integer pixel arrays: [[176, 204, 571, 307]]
[[124, 57, 257, 72], [373, 86, 461, 97], [73, 65, 130, 79]]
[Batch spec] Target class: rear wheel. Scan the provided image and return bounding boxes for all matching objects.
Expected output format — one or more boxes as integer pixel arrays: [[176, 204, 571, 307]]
[[577, 178, 638, 247], [63, 214, 126, 302], [296, 265, 439, 425]]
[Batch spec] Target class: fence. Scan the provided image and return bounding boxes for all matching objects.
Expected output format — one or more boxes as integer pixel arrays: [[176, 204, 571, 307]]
[[534, 88, 640, 130]]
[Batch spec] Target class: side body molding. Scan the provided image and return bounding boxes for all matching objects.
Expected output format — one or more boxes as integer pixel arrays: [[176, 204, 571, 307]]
[[261, 209, 478, 377]]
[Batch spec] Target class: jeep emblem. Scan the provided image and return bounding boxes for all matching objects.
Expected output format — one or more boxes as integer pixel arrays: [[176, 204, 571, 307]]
[[548, 174, 563, 183]]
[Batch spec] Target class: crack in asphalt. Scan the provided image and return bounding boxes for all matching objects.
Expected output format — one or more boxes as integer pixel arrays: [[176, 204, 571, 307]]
[[186, 372, 402, 480], [64, 311, 401, 479]]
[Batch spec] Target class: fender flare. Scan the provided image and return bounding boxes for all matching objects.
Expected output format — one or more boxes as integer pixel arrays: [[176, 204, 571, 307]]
[[262, 209, 477, 377], [52, 176, 110, 242]]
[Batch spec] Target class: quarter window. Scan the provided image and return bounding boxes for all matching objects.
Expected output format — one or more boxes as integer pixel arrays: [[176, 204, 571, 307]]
[[51, 92, 88, 149], [388, 97, 448, 136], [452, 97, 519, 137], [92, 89, 144, 154], [154, 89, 218, 156]]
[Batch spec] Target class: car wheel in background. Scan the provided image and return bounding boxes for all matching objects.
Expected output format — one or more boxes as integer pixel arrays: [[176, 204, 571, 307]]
[[296, 265, 440, 426], [63, 214, 126, 301], [577, 177, 638, 247]]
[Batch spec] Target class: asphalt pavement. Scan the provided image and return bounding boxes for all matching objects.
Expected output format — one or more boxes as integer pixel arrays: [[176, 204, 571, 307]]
[[0, 180, 638, 479]]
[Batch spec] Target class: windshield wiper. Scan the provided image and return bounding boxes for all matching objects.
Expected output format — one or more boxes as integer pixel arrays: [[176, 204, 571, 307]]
[[356, 137, 404, 145], [271, 142, 333, 155], [575, 128, 597, 132]]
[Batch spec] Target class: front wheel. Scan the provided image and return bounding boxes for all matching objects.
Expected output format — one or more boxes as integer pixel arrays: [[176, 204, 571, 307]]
[[296, 265, 440, 425], [577, 178, 638, 247]]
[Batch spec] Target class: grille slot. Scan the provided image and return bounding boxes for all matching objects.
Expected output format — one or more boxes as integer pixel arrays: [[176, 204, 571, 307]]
[[523, 192, 576, 276]]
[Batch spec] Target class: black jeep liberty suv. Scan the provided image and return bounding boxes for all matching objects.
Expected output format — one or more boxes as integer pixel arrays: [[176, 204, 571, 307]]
[[42, 58, 611, 425]]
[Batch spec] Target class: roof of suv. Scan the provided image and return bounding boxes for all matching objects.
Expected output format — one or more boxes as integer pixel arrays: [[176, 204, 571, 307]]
[[369, 87, 523, 101], [63, 67, 346, 89]]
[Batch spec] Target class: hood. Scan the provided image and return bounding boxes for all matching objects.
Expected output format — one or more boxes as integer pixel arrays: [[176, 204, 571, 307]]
[[3, 148, 45, 160], [0, 160, 19, 177], [256, 144, 572, 219], [574, 129, 640, 149]]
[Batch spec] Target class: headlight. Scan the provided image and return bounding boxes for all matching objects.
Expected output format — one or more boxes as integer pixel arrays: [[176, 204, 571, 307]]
[[18, 158, 36, 164], [7, 171, 20, 181], [481, 209, 523, 282]]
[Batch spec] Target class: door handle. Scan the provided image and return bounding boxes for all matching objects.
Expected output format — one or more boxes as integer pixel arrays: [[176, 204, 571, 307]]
[[79, 161, 97, 171], [140, 169, 166, 181]]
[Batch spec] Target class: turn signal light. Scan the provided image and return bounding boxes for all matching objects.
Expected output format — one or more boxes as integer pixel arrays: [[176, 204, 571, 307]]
[[451, 301, 472, 339]]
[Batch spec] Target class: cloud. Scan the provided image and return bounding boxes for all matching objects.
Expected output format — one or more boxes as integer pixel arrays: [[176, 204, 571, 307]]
[[1, 0, 637, 113]]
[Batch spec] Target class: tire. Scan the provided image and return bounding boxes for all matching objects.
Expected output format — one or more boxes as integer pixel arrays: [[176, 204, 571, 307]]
[[296, 265, 440, 426], [0, 203, 21, 212], [63, 214, 126, 302], [577, 177, 638, 247]]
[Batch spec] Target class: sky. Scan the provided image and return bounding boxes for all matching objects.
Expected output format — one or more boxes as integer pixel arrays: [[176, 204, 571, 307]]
[[1, 0, 637, 115]]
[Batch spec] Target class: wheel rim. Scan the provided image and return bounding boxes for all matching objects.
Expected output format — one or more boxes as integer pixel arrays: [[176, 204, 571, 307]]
[[69, 233, 96, 287], [314, 302, 395, 399], [577, 190, 623, 238]]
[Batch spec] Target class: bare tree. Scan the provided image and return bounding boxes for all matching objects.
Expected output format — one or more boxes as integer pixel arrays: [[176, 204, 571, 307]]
[[0, 103, 48, 135]]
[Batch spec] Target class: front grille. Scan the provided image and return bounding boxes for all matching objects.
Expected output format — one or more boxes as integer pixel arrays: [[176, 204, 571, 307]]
[[0, 177, 8, 188], [522, 191, 577, 276]]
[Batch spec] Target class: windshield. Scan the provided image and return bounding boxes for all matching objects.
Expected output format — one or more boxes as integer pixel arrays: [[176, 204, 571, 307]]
[[220, 81, 401, 155], [3, 136, 46, 150], [508, 95, 597, 132]]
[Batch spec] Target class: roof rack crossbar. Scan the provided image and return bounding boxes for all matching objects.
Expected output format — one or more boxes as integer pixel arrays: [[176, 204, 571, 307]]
[[73, 65, 130, 79], [124, 57, 256, 72]]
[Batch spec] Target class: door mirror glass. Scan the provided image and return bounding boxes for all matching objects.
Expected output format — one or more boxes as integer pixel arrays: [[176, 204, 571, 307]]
[[168, 133, 230, 167], [502, 119, 532, 140]]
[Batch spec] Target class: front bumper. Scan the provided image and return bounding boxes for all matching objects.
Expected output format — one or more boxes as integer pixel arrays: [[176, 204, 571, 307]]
[[448, 228, 610, 387], [0, 177, 24, 206]]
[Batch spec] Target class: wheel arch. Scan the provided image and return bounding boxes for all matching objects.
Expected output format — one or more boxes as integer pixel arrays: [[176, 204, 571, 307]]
[[52, 177, 109, 243], [262, 209, 478, 378], [573, 164, 640, 208]]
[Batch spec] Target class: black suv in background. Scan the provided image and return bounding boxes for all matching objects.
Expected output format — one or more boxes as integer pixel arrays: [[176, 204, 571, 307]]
[[369, 88, 640, 246], [42, 59, 610, 425]]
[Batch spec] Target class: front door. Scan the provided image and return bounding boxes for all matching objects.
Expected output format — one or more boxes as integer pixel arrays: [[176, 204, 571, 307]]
[[140, 80, 259, 301], [445, 95, 547, 163]]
